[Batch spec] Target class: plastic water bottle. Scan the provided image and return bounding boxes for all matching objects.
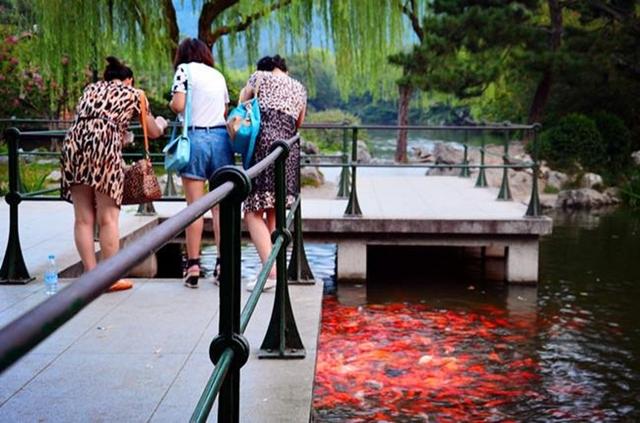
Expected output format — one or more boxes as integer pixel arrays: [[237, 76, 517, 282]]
[[44, 254, 58, 296]]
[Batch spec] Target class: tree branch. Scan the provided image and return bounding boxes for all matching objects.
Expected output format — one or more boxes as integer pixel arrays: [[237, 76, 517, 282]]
[[206, 0, 292, 47], [198, 0, 239, 47], [401, 0, 424, 42]]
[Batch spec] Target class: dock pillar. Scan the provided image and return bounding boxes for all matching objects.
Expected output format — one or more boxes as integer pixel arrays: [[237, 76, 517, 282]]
[[337, 241, 367, 282], [506, 240, 539, 283]]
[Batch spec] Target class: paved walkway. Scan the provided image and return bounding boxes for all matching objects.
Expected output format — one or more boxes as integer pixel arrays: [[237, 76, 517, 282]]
[[0, 279, 323, 422]]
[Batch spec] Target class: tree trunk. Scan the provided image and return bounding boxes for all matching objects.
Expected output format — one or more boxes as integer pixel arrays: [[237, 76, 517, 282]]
[[528, 0, 563, 124], [395, 84, 412, 162], [163, 0, 180, 60]]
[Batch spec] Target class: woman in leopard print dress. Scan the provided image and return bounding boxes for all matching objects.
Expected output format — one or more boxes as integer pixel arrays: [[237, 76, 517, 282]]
[[238, 55, 307, 291], [61, 57, 167, 291]]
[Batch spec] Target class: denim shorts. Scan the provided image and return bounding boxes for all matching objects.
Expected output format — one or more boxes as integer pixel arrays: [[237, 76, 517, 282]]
[[179, 127, 234, 181]]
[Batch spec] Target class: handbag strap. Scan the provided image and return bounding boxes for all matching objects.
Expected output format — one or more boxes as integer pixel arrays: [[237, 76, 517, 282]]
[[182, 64, 192, 137], [139, 91, 150, 159]]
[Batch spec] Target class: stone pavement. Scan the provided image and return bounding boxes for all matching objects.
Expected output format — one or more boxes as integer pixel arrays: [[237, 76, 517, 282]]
[[0, 278, 323, 422]]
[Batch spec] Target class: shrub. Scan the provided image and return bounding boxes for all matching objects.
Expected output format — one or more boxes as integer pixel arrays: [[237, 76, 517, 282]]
[[592, 111, 632, 175], [300, 109, 367, 153], [539, 113, 605, 172], [620, 169, 640, 209]]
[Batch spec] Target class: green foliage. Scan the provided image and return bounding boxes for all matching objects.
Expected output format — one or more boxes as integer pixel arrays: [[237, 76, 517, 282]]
[[543, 185, 560, 194], [539, 113, 605, 172], [592, 111, 632, 175], [300, 109, 365, 152], [18, 161, 57, 193], [621, 170, 640, 209]]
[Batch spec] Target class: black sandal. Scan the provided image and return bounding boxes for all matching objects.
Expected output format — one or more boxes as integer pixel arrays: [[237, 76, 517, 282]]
[[184, 258, 200, 289], [213, 257, 221, 285]]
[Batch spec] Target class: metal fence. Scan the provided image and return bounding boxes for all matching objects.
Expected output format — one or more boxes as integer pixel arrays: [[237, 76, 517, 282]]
[[0, 128, 313, 423]]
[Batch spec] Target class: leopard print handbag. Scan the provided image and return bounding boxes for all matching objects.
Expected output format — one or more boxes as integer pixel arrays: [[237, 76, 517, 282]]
[[122, 92, 162, 205]]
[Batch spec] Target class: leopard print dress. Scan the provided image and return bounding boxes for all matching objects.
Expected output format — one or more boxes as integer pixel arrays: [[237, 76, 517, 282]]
[[61, 80, 141, 206], [243, 71, 307, 213]]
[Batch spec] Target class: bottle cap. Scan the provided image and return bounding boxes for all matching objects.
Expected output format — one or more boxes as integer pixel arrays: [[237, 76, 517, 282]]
[[48, 254, 55, 260]]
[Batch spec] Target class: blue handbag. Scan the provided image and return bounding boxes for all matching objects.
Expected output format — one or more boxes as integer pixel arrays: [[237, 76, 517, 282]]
[[163, 65, 192, 172], [226, 79, 261, 169]]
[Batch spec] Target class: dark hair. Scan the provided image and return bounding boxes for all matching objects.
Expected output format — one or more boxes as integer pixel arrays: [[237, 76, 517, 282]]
[[173, 38, 214, 70], [256, 55, 287, 72], [257, 56, 275, 71], [271, 55, 287, 72], [103, 56, 133, 82]]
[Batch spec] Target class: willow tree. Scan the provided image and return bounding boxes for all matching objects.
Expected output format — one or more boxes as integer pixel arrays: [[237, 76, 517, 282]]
[[25, 0, 408, 113]]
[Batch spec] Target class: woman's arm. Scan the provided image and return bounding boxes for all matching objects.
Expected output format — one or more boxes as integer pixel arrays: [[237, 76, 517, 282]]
[[169, 92, 186, 114], [139, 94, 167, 139], [296, 104, 306, 129], [238, 85, 253, 103]]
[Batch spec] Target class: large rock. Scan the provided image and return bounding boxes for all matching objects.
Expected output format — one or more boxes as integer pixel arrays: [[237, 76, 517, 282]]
[[432, 142, 464, 165], [46, 170, 62, 183], [301, 140, 320, 155], [426, 142, 465, 176], [555, 188, 609, 209], [631, 150, 640, 166], [357, 140, 371, 164], [603, 187, 622, 204], [545, 170, 569, 191], [300, 166, 324, 187], [579, 172, 604, 189]]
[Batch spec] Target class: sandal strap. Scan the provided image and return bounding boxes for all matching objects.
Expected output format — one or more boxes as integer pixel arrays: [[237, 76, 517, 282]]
[[186, 258, 201, 268]]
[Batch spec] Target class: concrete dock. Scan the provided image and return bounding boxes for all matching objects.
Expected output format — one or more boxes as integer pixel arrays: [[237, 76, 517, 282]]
[[301, 173, 552, 283]]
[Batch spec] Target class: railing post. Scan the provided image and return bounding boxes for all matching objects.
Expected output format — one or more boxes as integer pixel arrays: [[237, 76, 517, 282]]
[[0, 128, 34, 284], [344, 127, 362, 216], [287, 201, 315, 284], [260, 140, 305, 359], [337, 122, 350, 198], [459, 130, 470, 178], [526, 124, 542, 217], [136, 202, 157, 215], [497, 129, 512, 200], [163, 171, 178, 197], [475, 131, 488, 187], [205, 166, 252, 423]]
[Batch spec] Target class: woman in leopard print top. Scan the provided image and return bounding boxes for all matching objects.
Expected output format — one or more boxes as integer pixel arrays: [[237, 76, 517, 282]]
[[238, 55, 307, 291], [60, 57, 167, 291]]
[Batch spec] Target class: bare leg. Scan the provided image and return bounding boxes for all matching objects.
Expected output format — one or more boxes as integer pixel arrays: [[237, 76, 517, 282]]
[[95, 190, 120, 260], [211, 205, 221, 255], [266, 208, 276, 235], [183, 177, 205, 274], [245, 209, 276, 278], [70, 184, 97, 271]]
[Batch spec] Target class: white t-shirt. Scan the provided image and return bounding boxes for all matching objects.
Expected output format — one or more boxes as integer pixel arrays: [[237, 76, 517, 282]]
[[171, 62, 229, 127]]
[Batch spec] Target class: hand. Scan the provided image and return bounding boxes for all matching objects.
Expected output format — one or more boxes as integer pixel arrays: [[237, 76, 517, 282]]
[[155, 116, 168, 132], [123, 131, 135, 146]]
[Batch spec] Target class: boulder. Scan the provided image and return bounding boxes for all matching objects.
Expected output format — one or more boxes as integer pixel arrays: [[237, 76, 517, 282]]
[[432, 142, 464, 165], [411, 146, 433, 162], [46, 170, 62, 183], [631, 150, 640, 166], [579, 172, 603, 189], [356, 140, 371, 164], [603, 187, 622, 204], [300, 166, 324, 187], [301, 139, 320, 155], [555, 188, 608, 209], [545, 170, 569, 191]]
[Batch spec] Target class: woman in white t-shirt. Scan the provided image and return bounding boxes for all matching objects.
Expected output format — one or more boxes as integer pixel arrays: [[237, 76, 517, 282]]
[[169, 38, 233, 289]]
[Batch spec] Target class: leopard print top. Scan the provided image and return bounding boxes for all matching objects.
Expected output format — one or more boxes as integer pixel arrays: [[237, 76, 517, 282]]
[[60, 80, 141, 206], [243, 72, 307, 213]]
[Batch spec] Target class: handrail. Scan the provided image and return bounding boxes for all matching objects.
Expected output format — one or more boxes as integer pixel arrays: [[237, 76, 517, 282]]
[[0, 127, 313, 423]]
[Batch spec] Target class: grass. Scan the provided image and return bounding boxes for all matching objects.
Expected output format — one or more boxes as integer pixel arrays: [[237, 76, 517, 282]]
[[0, 161, 59, 196]]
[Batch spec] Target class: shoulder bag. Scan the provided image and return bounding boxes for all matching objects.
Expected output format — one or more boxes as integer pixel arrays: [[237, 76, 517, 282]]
[[226, 76, 261, 169], [122, 92, 162, 205], [163, 64, 192, 172]]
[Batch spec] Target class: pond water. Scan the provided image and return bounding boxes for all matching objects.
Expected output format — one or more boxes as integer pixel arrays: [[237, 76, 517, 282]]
[[199, 207, 640, 421], [310, 208, 640, 422]]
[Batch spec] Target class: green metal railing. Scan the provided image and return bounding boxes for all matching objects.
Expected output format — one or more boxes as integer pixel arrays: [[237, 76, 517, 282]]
[[300, 122, 542, 218], [0, 128, 310, 422]]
